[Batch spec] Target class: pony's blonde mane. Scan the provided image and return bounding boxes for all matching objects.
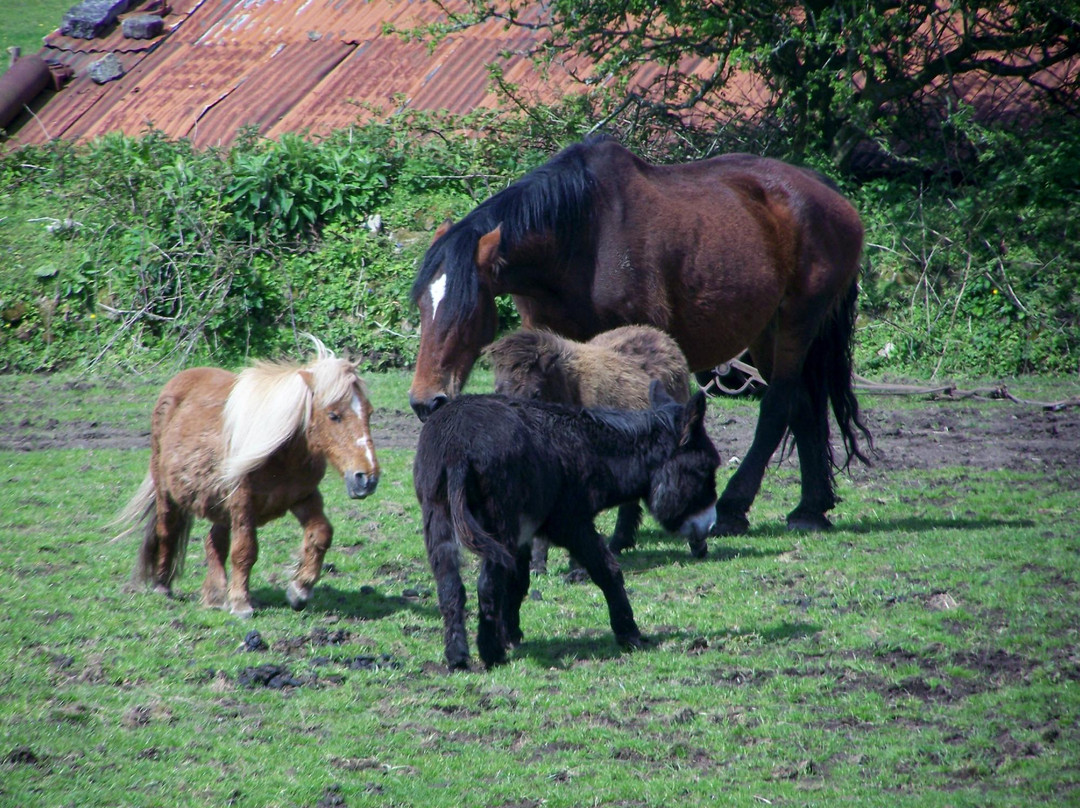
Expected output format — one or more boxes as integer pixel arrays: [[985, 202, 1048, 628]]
[[221, 336, 364, 487]]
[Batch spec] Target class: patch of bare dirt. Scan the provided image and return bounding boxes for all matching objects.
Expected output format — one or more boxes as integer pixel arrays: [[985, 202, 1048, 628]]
[[2, 383, 1077, 476]]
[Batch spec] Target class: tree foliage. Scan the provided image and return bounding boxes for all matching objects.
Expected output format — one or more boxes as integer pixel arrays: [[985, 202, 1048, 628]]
[[435, 0, 1080, 171]]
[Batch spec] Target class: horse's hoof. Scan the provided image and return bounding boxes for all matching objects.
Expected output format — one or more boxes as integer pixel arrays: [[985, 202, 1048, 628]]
[[711, 511, 749, 536], [608, 534, 635, 555], [529, 561, 548, 575], [618, 633, 645, 651], [687, 536, 709, 559], [229, 603, 255, 619], [563, 567, 590, 584], [786, 509, 833, 532], [285, 582, 311, 611]]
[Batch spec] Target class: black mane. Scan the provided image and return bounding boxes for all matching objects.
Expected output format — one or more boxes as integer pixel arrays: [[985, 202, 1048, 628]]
[[410, 135, 613, 312]]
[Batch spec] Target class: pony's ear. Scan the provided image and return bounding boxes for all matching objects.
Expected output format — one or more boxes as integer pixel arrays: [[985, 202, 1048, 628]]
[[475, 225, 503, 276], [433, 218, 454, 242], [648, 379, 675, 409], [298, 369, 316, 391], [678, 391, 708, 446]]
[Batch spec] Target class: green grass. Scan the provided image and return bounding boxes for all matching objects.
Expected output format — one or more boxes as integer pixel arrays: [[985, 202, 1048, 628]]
[[1, 372, 1078, 807], [0, 0, 70, 75]]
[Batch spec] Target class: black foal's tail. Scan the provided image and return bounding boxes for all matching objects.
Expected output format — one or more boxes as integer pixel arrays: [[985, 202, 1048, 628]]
[[805, 279, 874, 471], [447, 463, 516, 569]]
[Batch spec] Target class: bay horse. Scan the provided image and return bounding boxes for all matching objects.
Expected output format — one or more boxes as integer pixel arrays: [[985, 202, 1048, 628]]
[[484, 325, 691, 566], [413, 383, 718, 670], [115, 337, 380, 617], [409, 135, 872, 542]]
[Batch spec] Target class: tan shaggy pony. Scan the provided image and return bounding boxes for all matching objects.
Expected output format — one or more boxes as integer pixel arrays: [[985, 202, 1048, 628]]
[[114, 336, 380, 617]]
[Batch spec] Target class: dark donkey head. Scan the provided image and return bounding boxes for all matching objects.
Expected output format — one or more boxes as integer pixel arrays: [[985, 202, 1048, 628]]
[[642, 382, 719, 544]]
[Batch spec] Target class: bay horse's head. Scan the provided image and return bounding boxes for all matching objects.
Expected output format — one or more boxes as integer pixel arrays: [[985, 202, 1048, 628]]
[[409, 220, 502, 421]]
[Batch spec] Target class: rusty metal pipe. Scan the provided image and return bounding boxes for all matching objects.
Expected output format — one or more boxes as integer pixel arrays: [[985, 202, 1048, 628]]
[[0, 54, 52, 130]]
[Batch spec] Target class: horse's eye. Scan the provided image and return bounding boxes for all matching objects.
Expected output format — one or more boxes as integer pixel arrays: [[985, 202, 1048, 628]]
[[328, 411, 342, 422]]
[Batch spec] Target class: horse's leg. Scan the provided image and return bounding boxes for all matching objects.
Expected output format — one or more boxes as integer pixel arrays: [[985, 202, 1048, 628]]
[[226, 500, 258, 618], [285, 492, 332, 611], [201, 523, 230, 608], [503, 545, 532, 648], [609, 501, 643, 554], [713, 375, 796, 536], [561, 524, 642, 649], [475, 556, 510, 669], [424, 507, 470, 670], [149, 500, 187, 595], [530, 535, 550, 574], [786, 382, 836, 531]]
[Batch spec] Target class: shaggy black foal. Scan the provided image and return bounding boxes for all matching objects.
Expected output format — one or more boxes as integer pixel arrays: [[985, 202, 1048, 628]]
[[413, 383, 719, 670]]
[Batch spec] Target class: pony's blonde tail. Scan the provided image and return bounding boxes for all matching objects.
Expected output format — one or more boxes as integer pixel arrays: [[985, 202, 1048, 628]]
[[110, 473, 156, 542]]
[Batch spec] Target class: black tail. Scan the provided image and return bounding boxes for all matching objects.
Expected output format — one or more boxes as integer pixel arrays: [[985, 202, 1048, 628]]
[[804, 279, 874, 471], [447, 463, 515, 569]]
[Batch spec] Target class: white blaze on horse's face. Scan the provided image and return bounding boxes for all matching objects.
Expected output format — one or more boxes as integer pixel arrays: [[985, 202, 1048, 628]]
[[351, 392, 376, 466], [428, 274, 448, 322]]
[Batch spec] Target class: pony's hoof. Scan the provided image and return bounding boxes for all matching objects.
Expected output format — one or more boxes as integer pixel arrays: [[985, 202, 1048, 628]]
[[608, 533, 635, 555], [711, 511, 749, 536], [786, 510, 833, 532], [229, 602, 255, 619], [285, 582, 311, 611], [619, 633, 645, 651]]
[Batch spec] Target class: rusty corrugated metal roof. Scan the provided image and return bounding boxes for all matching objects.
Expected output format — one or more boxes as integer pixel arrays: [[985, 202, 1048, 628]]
[[5, 0, 613, 149], [4, 0, 1069, 151]]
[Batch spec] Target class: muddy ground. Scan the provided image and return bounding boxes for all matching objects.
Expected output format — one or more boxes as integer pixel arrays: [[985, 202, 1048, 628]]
[[2, 380, 1077, 477]]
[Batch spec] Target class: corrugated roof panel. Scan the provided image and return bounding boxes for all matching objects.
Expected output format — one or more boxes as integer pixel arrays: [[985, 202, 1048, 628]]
[[9, 0, 1062, 153], [191, 38, 355, 145]]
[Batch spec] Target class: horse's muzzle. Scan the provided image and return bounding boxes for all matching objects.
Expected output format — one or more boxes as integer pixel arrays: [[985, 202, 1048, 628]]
[[409, 393, 448, 422], [345, 471, 379, 499]]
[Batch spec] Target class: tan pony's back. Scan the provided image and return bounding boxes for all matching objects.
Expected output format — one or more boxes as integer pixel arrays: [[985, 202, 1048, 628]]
[[115, 337, 380, 617]]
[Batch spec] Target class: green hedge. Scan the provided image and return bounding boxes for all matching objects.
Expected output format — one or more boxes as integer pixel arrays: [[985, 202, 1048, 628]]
[[2, 113, 1077, 377]]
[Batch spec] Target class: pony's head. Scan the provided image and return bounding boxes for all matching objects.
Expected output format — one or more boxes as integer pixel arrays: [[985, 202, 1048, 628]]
[[409, 220, 501, 421], [484, 329, 577, 404], [300, 341, 380, 500], [223, 337, 380, 499]]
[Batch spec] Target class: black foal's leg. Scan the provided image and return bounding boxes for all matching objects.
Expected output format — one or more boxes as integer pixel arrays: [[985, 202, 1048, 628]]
[[562, 525, 642, 649], [424, 511, 470, 670], [787, 382, 837, 531], [475, 557, 509, 669], [503, 545, 532, 648], [609, 501, 643, 554], [714, 378, 796, 535]]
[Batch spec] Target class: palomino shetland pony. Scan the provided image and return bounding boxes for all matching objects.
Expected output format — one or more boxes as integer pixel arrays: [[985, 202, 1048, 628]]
[[414, 383, 718, 670], [115, 338, 380, 617], [410, 135, 872, 542], [485, 325, 691, 566]]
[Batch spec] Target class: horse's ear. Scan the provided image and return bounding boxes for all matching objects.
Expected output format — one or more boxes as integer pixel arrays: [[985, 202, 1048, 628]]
[[298, 369, 316, 391], [475, 225, 503, 276], [433, 218, 453, 242]]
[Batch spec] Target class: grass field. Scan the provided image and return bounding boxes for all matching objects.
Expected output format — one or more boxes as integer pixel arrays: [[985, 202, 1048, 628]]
[[0, 1, 70, 76], [1, 371, 1078, 807]]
